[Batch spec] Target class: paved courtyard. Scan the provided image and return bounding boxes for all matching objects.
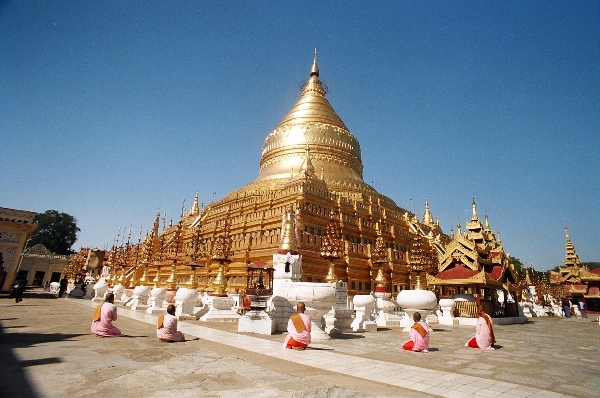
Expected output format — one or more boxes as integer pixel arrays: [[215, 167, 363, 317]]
[[0, 295, 598, 398]]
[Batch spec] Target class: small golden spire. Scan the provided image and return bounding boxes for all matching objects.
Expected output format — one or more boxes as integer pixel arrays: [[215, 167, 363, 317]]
[[189, 192, 200, 216], [471, 198, 479, 220], [279, 207, 298, 252], [422, 200, 434, 225], [300, 144, 315, 177], [152, 211, 160, 236]]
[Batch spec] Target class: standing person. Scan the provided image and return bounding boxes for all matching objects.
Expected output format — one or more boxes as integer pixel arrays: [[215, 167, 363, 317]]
[[58, 277, 68, 298], [157, 305, 185, 342], [91, 293, 123, 337], [402, 312, 430, 353], [14, 279, 26, 303], [561, 298, 572, 318], [283, 302, 311, 350], [578, 300, 587, 318], [465, 305, 495, 350]]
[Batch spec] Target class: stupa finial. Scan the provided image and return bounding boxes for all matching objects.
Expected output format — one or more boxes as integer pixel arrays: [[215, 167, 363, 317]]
[[471, 198, 479, 220], [310, 48, 319, 77]]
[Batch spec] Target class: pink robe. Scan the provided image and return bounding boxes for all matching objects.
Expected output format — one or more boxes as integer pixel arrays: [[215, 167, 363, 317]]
[[91, 302, 123, 337], [157, 313, 185, 342], [283, 313, 311, 348], [402, 321, 430, 352], [466, 314, 495, 350]]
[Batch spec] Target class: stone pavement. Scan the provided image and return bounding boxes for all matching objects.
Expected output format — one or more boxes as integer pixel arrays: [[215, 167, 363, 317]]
[[1, 296, 598, 398]]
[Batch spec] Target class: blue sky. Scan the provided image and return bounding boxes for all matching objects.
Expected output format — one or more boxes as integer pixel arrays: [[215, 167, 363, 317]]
[[1, 1, 598, 270]]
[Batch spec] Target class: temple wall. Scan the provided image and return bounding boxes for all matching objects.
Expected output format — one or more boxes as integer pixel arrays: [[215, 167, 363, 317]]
[[126, 178, 446, 298], [0, 207, 38, 291]]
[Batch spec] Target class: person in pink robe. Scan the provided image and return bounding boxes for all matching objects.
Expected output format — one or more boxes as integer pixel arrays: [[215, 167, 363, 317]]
[[157, 305, 185, 342], [465, 305, 495, 350], [402, 312, 430, 353], [91, 293, 123, 337], [283, 302, 312, 350]]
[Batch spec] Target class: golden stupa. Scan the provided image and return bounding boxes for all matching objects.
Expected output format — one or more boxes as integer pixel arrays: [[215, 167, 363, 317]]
[[111, 54, 449, 296]]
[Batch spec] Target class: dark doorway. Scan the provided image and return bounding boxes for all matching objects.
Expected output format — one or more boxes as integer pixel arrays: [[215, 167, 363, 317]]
[[50, 272, 61, 283]]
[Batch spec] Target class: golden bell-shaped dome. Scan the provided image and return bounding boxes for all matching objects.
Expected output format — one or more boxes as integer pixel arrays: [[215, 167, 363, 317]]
[[257, 56, 363, 183]]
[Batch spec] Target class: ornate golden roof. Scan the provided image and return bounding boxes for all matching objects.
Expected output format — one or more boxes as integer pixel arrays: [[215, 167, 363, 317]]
[[257, 55, 363, 183]]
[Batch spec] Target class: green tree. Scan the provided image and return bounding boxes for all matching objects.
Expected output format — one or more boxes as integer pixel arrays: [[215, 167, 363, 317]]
[[27, 210, 80, 255], [510, 256, 524, 273]]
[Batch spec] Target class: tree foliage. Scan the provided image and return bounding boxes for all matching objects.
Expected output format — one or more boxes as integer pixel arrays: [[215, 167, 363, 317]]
[[510, 256, 524, 273], [27, 210, 80, 255]]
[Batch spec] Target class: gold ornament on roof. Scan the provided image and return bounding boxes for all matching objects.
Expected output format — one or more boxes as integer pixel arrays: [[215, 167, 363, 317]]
[[321, 211, 343, 283], [166, 217, 184, 290], [211, 216, 233, 296], [185, 224, 206, 290], [372, 223, 389, 291]]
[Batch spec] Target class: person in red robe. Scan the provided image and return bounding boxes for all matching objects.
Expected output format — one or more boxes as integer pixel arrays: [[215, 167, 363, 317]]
[[402, 312, 430, 353], [283, 302, 312, 350], [91, 293, 123, 337], [465, 305, 495, 350]]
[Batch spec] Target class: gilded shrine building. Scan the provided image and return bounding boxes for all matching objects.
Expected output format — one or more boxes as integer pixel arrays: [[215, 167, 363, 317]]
[[118, 57, 449, 297], [550, 226, 600, 312]]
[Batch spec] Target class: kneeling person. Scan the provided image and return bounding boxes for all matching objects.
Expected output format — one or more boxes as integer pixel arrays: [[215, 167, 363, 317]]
[[283, 302, 311, 350], [157, 305, 185, 342], [402, 312, 429, 353], [465, 305, 495, 350], [91, 293, 123, 337]]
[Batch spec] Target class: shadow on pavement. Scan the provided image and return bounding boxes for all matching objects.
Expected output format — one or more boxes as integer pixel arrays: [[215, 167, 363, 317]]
[[0, 321, 86, 398], [18, 357, 62, 367], [331, 333, 365, 340]]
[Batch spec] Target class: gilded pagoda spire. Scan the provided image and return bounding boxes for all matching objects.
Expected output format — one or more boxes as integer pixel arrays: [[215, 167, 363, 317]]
[[563, 224, 581, 267], [189, 192, 200, 216], [471, 198, 479, 221], [279, 207, 298, 253], [300, 145, 315, 178], [525, 267, 532, 285], [152, 211, 160, 236], [422, 200, 434, 225]]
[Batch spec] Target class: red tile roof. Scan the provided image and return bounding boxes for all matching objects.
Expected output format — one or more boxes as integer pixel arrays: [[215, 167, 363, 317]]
[[435, 263, 479, 280], [485, 265, 503, 280]]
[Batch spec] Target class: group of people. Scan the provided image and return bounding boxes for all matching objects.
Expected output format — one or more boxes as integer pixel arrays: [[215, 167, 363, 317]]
[[561, 298, 587, 318], [402, 305, 496, 353], [90, 293, 185, 342], [91, 297, 496, 352]]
